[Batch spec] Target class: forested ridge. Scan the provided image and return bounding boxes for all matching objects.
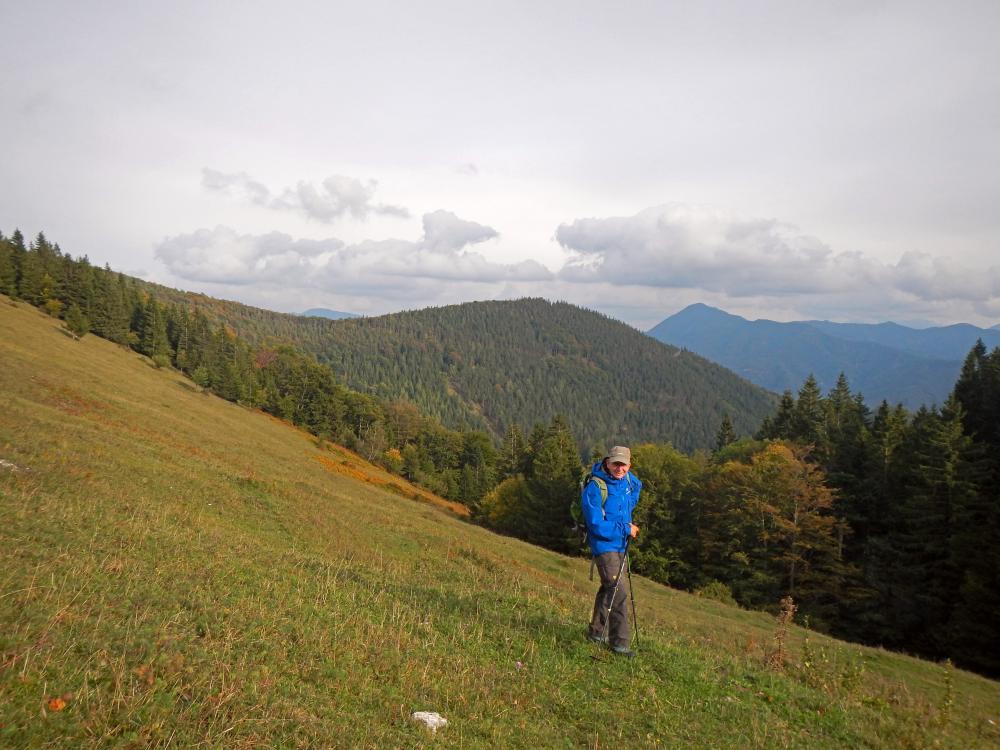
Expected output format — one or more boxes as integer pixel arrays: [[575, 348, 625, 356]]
[[104, 282, 778, 452], [300, 299, 778, 452], [4, 228, 999, 677]]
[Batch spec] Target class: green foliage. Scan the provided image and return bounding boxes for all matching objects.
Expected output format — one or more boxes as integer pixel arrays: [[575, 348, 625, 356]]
[[695, 580, 738, 606], [0, 231, 18, 296], [63, 302, 89, 337]]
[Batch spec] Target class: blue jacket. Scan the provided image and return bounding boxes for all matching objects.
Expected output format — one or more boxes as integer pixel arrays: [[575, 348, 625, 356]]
[[581, 460, 641, 556]]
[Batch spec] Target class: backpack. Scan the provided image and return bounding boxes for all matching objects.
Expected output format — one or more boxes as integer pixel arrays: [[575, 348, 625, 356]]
[[572, 470, 609, 537], [574, 470, 609, 579]]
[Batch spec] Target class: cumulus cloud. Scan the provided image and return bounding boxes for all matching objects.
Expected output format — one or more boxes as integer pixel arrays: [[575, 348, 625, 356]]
[[421, 210, 498, 252], [201, 168, 410, 222], [556, 204, 1000, 306], [155, 211, 549, 292], [155, 226, 344, 284]]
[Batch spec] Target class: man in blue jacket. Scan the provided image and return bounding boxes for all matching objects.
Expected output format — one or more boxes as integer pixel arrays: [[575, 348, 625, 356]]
[[582, 445, 641, 656]]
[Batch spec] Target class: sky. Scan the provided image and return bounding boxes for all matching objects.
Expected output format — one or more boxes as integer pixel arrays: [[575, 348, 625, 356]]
[[2, 1, 999, 330]]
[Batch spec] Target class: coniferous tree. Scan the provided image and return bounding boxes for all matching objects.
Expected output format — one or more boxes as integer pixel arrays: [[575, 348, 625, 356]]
[[90, 268, 130, 343], [63, 302, 89, 338], [0, 232, 16, 296], [714, 413, 736, 452], [516, 415, 582, 552], [758, 390, 795, 439], [139, 298, 171, 359], [948, 343, 1000, 675], [498, 423, 528, 480], [792, 375, 828, 455]]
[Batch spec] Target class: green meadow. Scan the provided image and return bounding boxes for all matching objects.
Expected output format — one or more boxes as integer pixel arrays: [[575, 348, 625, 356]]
[[2, 296, 999, 749]]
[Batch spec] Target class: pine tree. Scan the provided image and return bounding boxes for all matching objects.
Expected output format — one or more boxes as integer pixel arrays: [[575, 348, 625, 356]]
[[792, 375, 828, 455], [521, 415, 582, 552], [714, 413, 736, 452], [498, 423, 528, 480], [63, 302, 89, 338], [758, 390, 795, 439], [948, 343, 1000, 675], [0, 232, 16, 296], [139, 298, 171, 359]]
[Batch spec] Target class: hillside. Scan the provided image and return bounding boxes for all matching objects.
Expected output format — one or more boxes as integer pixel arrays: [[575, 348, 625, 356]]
[[297, 299, 777, 452], [3, 297, 1000, 748], [132, 286, 778, 451], [648, 304, 973, 408]]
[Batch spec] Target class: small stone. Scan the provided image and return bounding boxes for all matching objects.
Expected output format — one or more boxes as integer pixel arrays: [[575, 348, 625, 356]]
[[411, 710, 448, 733]]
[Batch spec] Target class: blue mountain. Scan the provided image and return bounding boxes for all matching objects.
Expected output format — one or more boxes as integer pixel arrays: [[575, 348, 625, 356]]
[[646, 304, 998, 409], [301, 308, 360, 320]]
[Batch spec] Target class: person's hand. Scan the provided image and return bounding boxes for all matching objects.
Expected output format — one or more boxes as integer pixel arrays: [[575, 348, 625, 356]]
[[629, 523, 639, 538]]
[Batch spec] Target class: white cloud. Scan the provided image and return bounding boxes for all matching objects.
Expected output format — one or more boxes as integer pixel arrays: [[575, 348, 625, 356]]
[[155, 211, 549, 293], [155, 226, 343, 284], [421, 210, 497, 253], [201, 169, 410, 222], [555, 204, 1000, 306]]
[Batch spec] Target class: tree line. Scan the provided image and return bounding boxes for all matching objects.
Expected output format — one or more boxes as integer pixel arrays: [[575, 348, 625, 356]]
[[3, 228, 997, 676], [87, 277, 778, 453]]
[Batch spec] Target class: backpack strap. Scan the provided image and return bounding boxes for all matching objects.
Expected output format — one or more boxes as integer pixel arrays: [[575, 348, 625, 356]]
[[586, 475, 608, 518], [583, 475, 609, 581]]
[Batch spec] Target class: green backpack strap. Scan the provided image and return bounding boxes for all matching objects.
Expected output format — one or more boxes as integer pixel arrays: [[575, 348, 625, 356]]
[[580, 474, 609, 581], [590, 476, 608, 517]]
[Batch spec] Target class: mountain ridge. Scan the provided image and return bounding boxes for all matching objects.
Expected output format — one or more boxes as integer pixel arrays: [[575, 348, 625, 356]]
[[648, 304, 997, 407], [125, 284, 778, 451], [298, 298, 778, 451]]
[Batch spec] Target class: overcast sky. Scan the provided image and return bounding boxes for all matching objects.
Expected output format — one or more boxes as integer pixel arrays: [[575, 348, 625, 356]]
[[3, 1, 999, 329]]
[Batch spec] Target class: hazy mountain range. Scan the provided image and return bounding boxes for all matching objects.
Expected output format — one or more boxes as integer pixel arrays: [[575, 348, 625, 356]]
[[648, 304, 1000, 408], [300, 308, 359, 320]]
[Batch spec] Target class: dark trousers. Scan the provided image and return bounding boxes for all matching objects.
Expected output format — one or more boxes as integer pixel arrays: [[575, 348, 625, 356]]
[[589, 551, 630, 648]]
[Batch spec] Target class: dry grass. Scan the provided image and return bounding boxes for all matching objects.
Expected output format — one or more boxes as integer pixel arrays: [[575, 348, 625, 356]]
[[2, 295, 999, 749]]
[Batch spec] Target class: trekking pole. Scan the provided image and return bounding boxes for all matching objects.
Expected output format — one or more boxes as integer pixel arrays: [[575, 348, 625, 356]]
[[626, 547, 639, 649], [601, 536, 631, 645]]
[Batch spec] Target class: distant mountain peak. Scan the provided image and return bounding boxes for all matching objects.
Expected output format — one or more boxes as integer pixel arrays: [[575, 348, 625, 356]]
[[674, 303, 741, 319]]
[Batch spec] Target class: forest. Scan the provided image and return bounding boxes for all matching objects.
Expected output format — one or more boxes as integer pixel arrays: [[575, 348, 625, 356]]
[[2, 228, 998, 677], [85, 271, 778, 453]]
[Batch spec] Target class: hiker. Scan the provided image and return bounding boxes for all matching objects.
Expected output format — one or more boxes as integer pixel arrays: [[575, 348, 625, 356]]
[[582, 445, 641, 656]]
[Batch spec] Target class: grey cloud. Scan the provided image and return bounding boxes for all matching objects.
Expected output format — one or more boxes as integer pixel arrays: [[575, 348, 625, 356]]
[[555, 204, 1000, 305], [155, 211, 548, 290], [155, 226, 343, 284], [201, 168, 410, 222], [421, 210, 498, 252]]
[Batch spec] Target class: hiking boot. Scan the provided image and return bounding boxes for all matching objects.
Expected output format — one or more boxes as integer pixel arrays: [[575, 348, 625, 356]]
[[586, 631, 608, 645], [611, 645, 635, 657]]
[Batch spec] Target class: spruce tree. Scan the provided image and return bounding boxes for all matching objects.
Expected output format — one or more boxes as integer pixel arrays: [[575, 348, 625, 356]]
[[714, 413, 736, 452], [522, 415, 582, 552], [498, 423, 528, 480], [63, 302, 89, 338], [0, 233, 16, 296]]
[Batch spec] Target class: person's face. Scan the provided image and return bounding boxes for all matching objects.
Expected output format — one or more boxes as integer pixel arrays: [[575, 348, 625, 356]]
[[607, 460, 630, 479]]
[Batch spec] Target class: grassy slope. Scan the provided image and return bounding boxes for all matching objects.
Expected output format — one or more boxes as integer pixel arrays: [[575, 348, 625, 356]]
[[1, 297, 998, 750]]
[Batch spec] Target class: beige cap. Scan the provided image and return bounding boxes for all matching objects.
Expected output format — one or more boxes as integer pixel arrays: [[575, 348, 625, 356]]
[[606, 446, 631, 465]]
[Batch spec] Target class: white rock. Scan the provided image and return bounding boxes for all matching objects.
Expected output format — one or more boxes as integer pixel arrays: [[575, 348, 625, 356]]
[[411, 711, 448, 733]]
